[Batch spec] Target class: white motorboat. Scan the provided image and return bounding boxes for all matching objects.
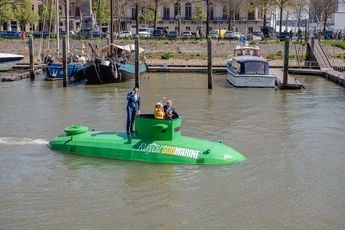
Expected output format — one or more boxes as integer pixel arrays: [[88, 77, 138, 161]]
[[226, 45, 276, 88], [0, 53, 24, 71]]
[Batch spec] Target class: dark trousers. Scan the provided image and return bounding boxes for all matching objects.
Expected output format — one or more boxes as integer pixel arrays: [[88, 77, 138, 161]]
[[126, 107, 136, 133]]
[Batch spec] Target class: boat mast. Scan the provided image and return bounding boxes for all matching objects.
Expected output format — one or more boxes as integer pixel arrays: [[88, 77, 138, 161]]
[[56, 0, 60, 56], [110, 0, 114, 45], [64, 0, 70, 52]]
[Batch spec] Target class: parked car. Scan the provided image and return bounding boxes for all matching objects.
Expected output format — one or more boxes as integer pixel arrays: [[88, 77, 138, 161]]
[[252, 31, 264, 39], [245, 34, 262, 41], [156, 27, 168, 35], [261, 26, 273, 38], [166, 31, 178, 40], [224, 31, 241, 40], [223, 31, 232, 39], [33, 31, 50, 38], [88, 30, 105, 38], [138, 28, 150, 38], [152, 29, 165, 38], [181, 31, 192, 39], [118, 31, 132, 38], [209, 30, 219, 39], [0, 31, 21, 38]]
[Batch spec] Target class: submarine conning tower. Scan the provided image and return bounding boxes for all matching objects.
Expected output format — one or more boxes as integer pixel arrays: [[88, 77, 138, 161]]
[[135, 114, 182, 141]]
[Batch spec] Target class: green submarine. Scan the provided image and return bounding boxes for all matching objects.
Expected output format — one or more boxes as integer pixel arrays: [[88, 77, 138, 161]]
[[49, 115, 246, 165]]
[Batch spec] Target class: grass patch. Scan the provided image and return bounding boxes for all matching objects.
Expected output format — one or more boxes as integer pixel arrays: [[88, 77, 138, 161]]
[[322, 40, 345, 49], [161, 52, 173, 59]]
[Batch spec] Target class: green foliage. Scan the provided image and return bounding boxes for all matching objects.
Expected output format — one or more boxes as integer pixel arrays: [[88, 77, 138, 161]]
[[0, 3, 13, 23], [266, 53, 276, 60], [140, 8, 158, 25], [192, 3, 205, 24], [38, 1, 56, 25], [322, 40, 345, 49], [161, 52, 173, 60], [92, 0, 110, 25], [266, 51, 283, 60], [14, 0, 38, 29]]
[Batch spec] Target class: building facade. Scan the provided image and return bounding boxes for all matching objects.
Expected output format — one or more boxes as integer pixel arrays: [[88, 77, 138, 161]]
[[1, 0, 265, 34], [333, 0, 345, 32], [122, 1, 264, 34]]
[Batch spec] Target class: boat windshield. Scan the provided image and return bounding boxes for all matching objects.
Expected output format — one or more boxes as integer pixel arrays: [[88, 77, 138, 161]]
[[240, 61, 269, 75]]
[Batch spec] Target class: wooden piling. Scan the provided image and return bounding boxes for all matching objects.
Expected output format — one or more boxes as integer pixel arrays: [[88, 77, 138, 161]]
[[207, 37, 213, 89], [62, 37, 67, 87], [28, 35, 35, 80], [135, 36, 139, 88], [283, 37, 289, 86]]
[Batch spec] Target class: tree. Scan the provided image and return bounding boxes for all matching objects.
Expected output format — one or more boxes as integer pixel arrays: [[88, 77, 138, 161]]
[[257, 0, 274, 27], [92, 0, 110, 25], [309, 0, 336, 32], [14, 0, 38, 31], [320, 0, 337, 32], [192, 2, 206, 25], [293, 0, 307, 30], [275, 0, 294, 33], [218, 0, 241, 30], [0, 3, 13, 25]]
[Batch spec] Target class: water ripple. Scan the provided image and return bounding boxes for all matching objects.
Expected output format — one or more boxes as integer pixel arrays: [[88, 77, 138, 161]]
[[0, 137, 48, 145]]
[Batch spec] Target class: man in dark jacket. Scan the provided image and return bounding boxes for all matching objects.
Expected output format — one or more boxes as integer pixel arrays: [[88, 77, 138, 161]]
[[163, 100, 179, 119], [126, 87, 140, 134]]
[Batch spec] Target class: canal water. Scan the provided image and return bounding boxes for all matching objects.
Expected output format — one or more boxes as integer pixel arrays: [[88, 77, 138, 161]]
[[0, 73, 344, 229]]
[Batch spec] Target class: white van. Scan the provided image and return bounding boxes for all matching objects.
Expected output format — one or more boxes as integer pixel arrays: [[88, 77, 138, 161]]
[[138, 27, 150, 38]]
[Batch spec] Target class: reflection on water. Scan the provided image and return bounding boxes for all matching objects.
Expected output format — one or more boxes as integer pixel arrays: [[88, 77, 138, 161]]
[[0, 73, 344, 229]]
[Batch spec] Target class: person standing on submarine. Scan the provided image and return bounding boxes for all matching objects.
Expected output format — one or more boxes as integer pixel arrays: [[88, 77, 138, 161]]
[[126, 87, 140, 134]]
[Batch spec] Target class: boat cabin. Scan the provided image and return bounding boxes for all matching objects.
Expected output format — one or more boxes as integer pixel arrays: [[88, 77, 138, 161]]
[[228, 57, 269, 75]]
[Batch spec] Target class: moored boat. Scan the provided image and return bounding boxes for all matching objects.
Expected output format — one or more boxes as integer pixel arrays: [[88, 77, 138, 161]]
[[42, 62, 85, 80], [49, 115, 246, 165], [82, 43, 147, 84], [226, 45, 276, 88], [0, 53, 24, 71]]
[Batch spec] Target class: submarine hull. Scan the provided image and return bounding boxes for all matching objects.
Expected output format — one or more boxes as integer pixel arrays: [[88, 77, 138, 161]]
[[49, 130, 245, 165], [49, 116, 246, 165]]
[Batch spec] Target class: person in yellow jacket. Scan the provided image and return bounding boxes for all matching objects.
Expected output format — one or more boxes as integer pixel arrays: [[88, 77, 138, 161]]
[[154, 102, 165, 119]]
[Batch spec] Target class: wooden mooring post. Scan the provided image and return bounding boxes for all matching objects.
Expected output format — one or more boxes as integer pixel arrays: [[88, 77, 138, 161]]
[[272, 36, 304, 90], [207, 37, 213, 89], [135, 36, 139, 88], [62, 37, 67, 87], [283, 36, 289, 86], [28, 35, 35, 80]]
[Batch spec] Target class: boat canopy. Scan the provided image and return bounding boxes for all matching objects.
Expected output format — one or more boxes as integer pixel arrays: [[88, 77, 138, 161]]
[[101, 43, 145, 54], [234, 46, 260, 57], [237, 60, 269, 75]]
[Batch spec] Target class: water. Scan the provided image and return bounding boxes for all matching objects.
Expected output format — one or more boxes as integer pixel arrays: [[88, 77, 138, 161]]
[[1, 73, 344, 229]]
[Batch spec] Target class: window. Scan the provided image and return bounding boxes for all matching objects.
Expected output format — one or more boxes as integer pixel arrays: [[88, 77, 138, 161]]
[[248, 11, 255, 20], [131, 8, 136, 19], [163, 7, 170, 19], [222, 6, 228, 20], [174, 3, 180, 18], [185, 2, 191, 19], [38, 5, 43, 16], [235, 10, 240, 20], [75, 7, 80, 17], [209, 4, 214, 20]]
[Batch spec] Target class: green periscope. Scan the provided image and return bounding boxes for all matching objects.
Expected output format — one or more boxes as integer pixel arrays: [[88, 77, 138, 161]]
[[49, 115, 246, 165]]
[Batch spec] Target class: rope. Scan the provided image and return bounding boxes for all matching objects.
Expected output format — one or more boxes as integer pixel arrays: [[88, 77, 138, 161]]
[[93, 60, 103, 83]]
